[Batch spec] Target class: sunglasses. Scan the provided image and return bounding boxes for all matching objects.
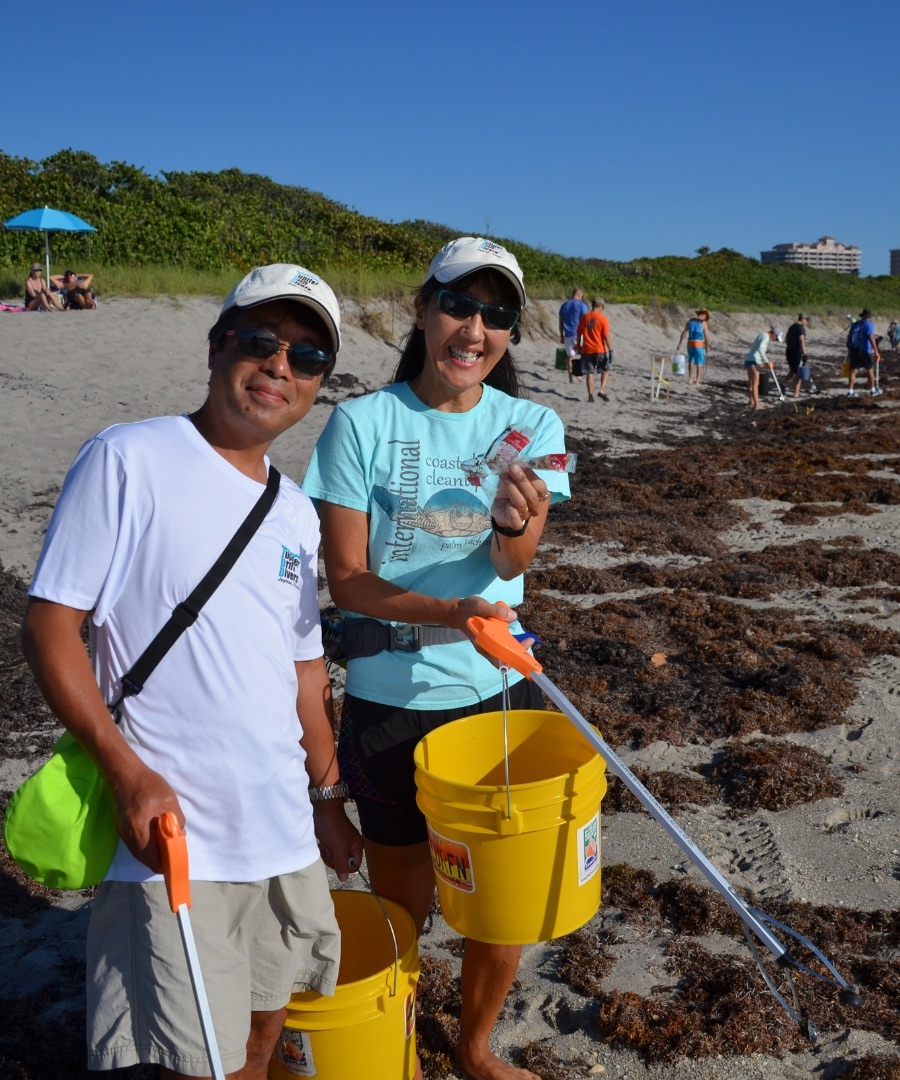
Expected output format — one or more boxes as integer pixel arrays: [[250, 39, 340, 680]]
[[226, 328, 334, 377], [435, 290, 520, 331]]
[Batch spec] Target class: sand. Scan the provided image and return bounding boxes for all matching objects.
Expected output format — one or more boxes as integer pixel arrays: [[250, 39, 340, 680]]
[[0, 296, 897, 1079]]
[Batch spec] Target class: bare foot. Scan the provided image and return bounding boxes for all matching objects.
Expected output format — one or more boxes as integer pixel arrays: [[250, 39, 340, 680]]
[[456, 1045, 541, 1080]]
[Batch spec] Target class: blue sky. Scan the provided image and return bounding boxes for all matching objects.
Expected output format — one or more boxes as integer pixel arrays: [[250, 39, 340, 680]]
[[5, 0, 898, 274]]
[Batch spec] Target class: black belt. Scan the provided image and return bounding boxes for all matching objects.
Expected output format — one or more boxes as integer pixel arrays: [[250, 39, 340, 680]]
[[342, 618, 467, 659]]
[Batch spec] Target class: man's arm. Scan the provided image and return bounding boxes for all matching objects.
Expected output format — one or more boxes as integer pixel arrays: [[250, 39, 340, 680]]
[[296, 656, 362, 880], [558, 308, 565, 343], [21, 597, 184, 872]]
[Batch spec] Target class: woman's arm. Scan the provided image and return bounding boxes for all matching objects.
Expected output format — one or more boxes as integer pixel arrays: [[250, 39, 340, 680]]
[[320, 502, 519, 632]]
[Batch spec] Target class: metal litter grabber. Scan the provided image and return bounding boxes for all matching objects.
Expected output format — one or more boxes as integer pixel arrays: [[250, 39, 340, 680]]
[[157, 812, 226, 1080], [467, 616, 861, 1042], [767, 361, 787, 402]]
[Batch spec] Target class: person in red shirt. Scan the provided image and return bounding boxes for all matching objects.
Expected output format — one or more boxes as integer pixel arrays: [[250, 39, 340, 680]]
[[576, 298, 614, 402]]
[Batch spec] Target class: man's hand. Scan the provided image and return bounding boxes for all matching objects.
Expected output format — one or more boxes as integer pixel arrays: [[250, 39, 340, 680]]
[[108, 762, 185, 874], [312, 801, 363, 882]]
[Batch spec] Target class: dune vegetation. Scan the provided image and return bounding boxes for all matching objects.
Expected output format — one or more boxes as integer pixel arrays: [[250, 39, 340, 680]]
[[3, 148, 899, 314]]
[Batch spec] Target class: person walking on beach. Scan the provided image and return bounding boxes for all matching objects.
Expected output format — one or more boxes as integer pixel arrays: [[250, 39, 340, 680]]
[[303, 236, 570, 1080], [888, 319, 900, 352], [24, 262, 64, 311], [576, 297, 614, 402], [676, 309, 710, 385], [847, 308, 882, 397], [559, 287, 588, 383], [785, 313, 817, 397], [21, 264, 362, 1079], [744, 326, 783, 410]]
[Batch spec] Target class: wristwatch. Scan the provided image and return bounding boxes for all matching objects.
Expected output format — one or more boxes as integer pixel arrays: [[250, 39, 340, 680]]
[[308, 780, 349, 803]]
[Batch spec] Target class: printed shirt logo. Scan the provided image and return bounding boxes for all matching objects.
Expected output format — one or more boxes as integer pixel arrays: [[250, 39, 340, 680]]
[[374, 438, 491, 564], [278, 545, 302, 589]]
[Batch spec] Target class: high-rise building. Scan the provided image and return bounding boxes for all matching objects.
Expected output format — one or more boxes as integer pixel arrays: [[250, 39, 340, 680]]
[[760, 236, 861, 274], [890, 250, 900, 276]]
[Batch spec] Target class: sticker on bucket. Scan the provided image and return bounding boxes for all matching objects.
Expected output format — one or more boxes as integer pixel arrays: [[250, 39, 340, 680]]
[[405, 989, 416, 1040], [427, 825, 475, 893], [577, 813, 600, 886], [276, 1030, 316, 1077]]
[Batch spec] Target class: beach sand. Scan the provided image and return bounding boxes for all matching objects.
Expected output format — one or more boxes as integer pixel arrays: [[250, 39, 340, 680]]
[[0, 298, 897, 1079]]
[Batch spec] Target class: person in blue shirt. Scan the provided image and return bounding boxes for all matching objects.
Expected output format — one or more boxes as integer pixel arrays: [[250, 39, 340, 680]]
[[847, 308, 882, 397], [558, 287, 589, 382], [304, 237, 571, 1080], [676, 308, 711, 385]]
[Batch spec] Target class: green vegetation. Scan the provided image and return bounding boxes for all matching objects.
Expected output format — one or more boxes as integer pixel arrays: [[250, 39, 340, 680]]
[[3, 148, 900, 313]]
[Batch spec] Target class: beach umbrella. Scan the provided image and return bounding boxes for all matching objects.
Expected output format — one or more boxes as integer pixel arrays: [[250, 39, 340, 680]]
[[3, 206, 97, 282]]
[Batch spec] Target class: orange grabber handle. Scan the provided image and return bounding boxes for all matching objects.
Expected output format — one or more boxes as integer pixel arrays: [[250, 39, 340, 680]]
[[466, 616, 544, 679], [157, 811, 191, 913]]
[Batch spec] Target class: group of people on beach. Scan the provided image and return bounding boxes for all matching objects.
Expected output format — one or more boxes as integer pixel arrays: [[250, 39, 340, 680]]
[[23, 262, 95, 311], [562, 297, 893, 411], [22, 238, 566, 1080], [558, 287, 614, 401]]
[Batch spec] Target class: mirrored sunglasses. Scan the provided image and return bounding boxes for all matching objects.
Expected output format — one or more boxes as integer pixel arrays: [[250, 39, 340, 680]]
[[227, 328, 334, 377], [435, 289, 520, 331]]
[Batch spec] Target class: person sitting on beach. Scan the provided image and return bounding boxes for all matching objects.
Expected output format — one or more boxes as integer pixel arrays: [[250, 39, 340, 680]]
[[22, 263, 361, 1079], [24, 263, 64, 311], [744, 326, 782, 410], [50, 269, 96, 310], [303, 236, 571, 1080], [676, 309, 710, 385]]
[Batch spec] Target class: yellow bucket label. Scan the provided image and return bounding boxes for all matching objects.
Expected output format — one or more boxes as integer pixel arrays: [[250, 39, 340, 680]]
[[577, 813, 601, 886], [276, 1029, 316, 1076], [427, 825, 475, 893], [405, 988, 416, 1040]]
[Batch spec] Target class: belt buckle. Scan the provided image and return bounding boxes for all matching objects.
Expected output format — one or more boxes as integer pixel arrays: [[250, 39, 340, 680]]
[[390, 623, 421, 651]]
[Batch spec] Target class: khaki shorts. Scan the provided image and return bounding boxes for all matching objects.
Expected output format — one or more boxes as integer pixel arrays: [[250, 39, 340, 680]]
[[86, 863, 340, 1075]]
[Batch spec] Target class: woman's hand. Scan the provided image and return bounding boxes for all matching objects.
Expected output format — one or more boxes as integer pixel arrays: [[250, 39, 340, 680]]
[[490, 464, 551, 531]]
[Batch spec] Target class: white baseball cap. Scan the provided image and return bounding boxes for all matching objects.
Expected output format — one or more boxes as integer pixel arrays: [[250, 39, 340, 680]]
[[771, 327, 784, 343], [425, 237, 526, 307], [220, 264, 341, 354]]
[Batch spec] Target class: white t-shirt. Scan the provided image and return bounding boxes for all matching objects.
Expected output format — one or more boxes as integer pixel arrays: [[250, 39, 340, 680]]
[[29, 415, 324, 882]]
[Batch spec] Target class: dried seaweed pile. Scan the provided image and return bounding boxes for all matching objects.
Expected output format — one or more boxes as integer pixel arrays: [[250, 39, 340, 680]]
[[552, 864, 900, 1064]]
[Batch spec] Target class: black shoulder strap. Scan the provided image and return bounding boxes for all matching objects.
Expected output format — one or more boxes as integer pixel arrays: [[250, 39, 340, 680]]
[[111, 466, 281, 712]]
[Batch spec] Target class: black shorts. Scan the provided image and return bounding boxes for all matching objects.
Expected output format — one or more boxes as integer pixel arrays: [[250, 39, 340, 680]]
[[786, 353, 803, 375], [850, 348, 874, 370], [338, 679, 544, 846]]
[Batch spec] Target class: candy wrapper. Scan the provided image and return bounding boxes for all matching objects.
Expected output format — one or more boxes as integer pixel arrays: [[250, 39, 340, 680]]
[[461, 426, 577, 482]]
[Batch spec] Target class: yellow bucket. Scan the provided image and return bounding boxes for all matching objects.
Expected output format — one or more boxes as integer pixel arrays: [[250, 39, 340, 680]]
[[269, 891, 419, 1079], [414, 709, 606, 944]]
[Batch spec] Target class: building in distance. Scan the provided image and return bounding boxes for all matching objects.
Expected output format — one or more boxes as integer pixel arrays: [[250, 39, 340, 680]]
[[890, 250, 900, 276], [760, 235, 861, 275]]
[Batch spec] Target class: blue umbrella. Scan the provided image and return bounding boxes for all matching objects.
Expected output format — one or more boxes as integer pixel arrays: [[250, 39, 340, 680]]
[[4, 206, 97, 283]]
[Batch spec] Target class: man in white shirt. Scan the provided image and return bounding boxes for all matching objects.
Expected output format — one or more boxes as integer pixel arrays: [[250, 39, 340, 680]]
[[21, 265, 362, 1080]]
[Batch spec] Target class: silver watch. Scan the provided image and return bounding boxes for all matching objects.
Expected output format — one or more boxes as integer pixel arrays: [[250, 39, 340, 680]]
[[308, 780, 349, 803]]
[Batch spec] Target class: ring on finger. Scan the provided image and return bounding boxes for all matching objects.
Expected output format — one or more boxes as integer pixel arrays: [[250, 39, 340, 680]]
[[538, 489, 551, 503]]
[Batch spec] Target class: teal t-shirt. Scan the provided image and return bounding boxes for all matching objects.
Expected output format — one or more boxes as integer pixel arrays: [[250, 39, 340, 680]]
[[302, 382, 570, 708]]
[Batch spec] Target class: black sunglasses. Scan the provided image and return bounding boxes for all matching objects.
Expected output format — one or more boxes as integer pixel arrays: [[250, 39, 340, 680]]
[[226, 328, 334, 377], [435, 290, 520, 331]]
